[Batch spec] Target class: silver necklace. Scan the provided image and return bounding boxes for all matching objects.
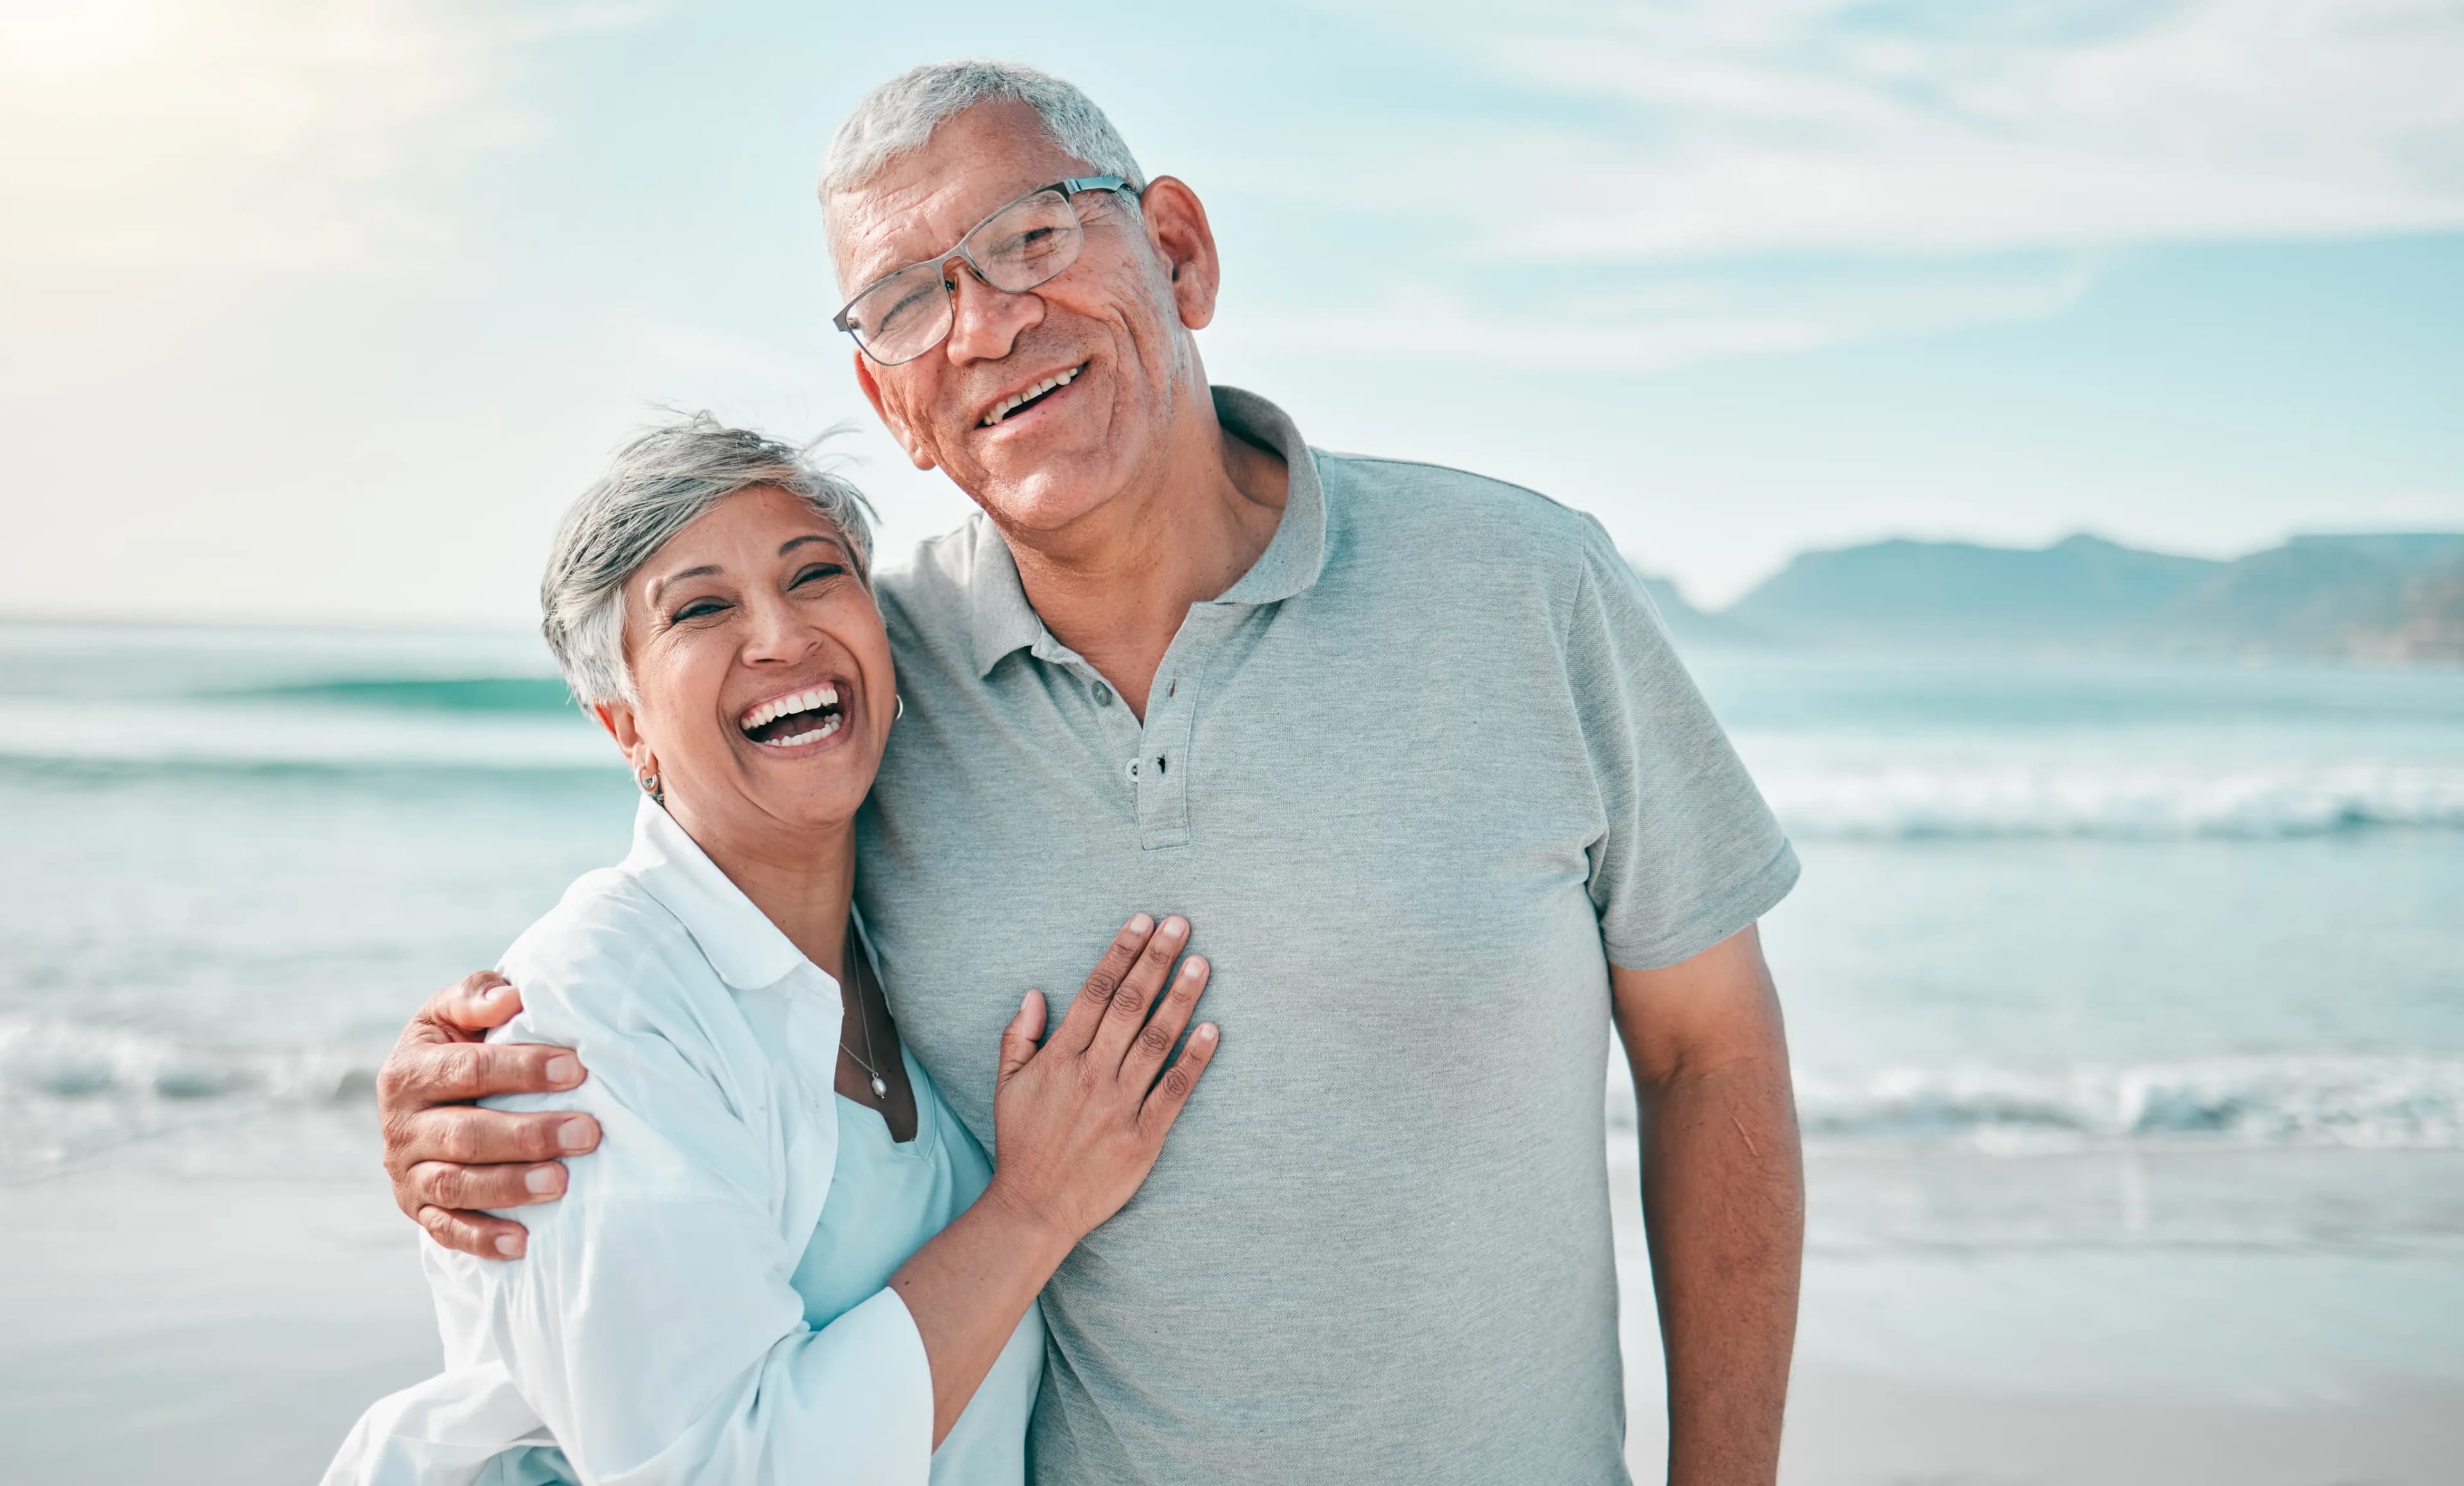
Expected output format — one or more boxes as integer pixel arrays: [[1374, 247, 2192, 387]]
[[840, 930, 891, 1102]]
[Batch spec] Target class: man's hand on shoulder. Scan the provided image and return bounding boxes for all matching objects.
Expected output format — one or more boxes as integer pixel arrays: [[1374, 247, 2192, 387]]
[[376, 970, 599, 1258]]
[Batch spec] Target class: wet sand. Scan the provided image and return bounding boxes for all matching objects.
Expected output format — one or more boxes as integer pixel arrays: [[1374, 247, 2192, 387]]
[[5, 1140, 2460, 1485], [0, 1161, 437, 1484]]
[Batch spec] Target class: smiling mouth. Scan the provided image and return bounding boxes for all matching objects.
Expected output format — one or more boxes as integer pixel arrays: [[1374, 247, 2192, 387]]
[[980, 363, 1084, 427], [737, 683, 844, 747]]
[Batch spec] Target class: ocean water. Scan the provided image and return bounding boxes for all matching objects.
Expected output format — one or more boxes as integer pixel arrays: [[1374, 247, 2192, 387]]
[[6, 619, 2463, 1405], [7, 622, 2461, 1172]]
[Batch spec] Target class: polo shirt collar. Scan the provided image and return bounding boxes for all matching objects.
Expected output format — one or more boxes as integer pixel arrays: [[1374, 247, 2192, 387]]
[[1206, 386, 1328, 606], [964, 384, 1328, 678], [964, 533, 1047, 678], [620, 795, 816, 994]]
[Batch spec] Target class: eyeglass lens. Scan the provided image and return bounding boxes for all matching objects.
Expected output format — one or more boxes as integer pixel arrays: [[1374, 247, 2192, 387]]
[[842, 189, 1090, 364]]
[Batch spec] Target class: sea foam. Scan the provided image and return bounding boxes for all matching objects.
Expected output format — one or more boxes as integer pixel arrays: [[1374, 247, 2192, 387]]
[[1789, 1054, 2464, 1152], [1758, 761, 2464, 839], [15, 1014, 2464, 1179], [0, 1014, 378, 1177]]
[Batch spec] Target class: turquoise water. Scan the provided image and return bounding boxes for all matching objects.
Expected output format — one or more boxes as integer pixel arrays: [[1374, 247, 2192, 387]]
[[4, 622, 2461, 1257]]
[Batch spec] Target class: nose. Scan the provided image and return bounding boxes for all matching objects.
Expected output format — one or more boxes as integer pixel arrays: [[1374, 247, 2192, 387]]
[[740, 590, 822, 667], [941, 262, 1043, 364]]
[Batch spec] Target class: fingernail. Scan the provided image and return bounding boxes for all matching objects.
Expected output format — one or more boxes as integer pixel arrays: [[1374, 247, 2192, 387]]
[[557, 1117, 595, 1151], [1196, 1023, 1217, 1041], [495, 1234, 524, 1258], [524, 1166, 560, 1195], [1127, 914, 1154, 936], [482, 984, 511, 1003], [1181, 956, 1208, 980], [1159, 916, 1187, 941], [545, 1056, 581, 1086]]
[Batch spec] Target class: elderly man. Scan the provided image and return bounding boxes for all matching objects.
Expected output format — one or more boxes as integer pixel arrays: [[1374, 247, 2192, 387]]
[[375, 60, 1804, 1485]]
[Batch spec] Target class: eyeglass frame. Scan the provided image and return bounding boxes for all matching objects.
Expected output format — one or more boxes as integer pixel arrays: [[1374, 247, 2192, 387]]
[[830, 175, 1138, 366]]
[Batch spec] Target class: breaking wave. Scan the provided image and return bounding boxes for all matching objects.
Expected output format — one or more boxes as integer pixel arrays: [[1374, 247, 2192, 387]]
[[1759, 762, 2464, 839], [18, 1016, 2458, 1178], [223, 676, 577, 713], [0, 1015, 381, 1177], [1792, 1055, 2464, 1152]]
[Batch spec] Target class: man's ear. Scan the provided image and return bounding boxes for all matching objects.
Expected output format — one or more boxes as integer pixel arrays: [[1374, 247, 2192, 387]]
[[1138, 176, 1221, 331], [853, 351, 939, 472]]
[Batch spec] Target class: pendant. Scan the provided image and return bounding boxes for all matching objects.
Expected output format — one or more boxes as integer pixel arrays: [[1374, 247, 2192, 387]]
[[871, 1075, 889, 1100]]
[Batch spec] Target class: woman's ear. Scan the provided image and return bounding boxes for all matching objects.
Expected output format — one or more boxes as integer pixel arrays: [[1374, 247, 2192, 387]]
[[591, 699, 633, 747], [593, 701, 653, 780]]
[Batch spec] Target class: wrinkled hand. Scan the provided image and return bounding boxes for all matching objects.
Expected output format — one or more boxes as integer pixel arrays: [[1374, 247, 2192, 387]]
[[984, 915, 1219, 1247], [376, 971, 599, 1258]]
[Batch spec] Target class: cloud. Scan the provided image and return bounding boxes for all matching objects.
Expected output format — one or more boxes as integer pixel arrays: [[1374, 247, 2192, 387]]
[[1218, 255, 2101, 369], [1195, 0, 2460, 372], [0, 0, 646, 277], [1417, 0, 2464, 259]]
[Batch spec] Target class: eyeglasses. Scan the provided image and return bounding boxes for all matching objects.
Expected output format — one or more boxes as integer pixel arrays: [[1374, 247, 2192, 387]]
[[832, 176, 1134, 366]]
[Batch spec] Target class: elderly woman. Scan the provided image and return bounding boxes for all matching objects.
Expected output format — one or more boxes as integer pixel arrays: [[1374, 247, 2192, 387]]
[[327, 418, 1217, 1485]]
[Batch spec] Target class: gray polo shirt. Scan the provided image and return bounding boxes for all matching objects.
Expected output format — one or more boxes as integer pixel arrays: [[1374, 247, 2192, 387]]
[[855, 387, 1797, 1485]]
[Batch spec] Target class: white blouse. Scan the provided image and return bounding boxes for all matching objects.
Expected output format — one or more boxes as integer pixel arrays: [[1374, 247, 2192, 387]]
[[324, 798, 1040, 1485]]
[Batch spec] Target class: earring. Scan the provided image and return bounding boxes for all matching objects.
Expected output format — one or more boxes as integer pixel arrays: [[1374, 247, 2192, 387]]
[[638, 770, 663, 805], [894, 694, 906, 722]]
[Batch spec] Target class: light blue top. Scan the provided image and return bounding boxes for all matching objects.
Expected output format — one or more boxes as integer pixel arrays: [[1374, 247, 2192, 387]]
[[801, 1043, 1042, 1486], [324, 798, 1043, 1486]]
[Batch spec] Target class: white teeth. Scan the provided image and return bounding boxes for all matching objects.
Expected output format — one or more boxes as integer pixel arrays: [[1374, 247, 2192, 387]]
[[757, 714, 843, 748], [738, 684, 841, 734], [980, 364, 1081, 427]]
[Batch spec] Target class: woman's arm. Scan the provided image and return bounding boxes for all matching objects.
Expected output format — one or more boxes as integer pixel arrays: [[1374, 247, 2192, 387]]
[[892, 913, 1219, 1444], [469, 912, 1217, 1480], [475, 984, 935, 1485]]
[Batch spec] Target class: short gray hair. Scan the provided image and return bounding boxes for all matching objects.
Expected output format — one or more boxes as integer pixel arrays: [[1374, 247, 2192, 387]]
[[820, 60, 1144, 262], [541, 414, 875, 706]]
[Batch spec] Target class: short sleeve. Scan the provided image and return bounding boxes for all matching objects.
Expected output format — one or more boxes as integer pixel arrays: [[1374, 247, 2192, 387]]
[[1562, 521, 1799, 969]]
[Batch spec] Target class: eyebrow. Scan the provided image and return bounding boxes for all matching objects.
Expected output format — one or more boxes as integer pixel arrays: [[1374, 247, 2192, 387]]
[[842, 178, 1057, 296], [646, 535, 848, 601], [646, 564, 721, 601]]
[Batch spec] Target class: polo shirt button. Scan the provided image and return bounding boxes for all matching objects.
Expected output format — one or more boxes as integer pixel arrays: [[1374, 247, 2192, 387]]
[[1125, 758, 1140, 781], [1093, 681, 1114, 706]]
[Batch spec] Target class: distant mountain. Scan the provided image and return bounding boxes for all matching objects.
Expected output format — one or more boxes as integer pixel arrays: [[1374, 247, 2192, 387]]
[[1725, 534, 2219, 649], [2381, 555, 2464, 664], [2288, 533, 2464, 568], [1629, 567, 1765, 651], [2162, 542, 2414, 660], [1715, 531, 2464, 665]]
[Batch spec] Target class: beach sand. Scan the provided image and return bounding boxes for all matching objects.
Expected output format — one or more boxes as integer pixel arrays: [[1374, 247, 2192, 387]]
[[5, 1134, 2460, 1485], [1, 1161, 436, 1483]]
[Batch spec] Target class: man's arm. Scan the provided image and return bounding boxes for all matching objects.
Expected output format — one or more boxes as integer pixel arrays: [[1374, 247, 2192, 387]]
[[375, 970, 600, 1258], [1611, 923, 1803, 1486]]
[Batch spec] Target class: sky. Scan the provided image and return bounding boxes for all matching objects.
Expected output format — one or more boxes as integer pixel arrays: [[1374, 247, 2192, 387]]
[[3, 0, 2461, 625]]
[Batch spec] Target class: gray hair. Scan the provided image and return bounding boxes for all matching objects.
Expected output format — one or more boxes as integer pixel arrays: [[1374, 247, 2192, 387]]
[[819, 60, 1144, 266], [541, 414, 874, 706]]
